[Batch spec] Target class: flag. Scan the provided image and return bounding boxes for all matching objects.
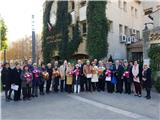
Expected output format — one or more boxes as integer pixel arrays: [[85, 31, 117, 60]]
[[47, 22, 52, 32]]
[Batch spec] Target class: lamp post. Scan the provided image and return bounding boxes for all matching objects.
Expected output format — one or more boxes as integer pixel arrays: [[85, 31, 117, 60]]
[[32, 15, 36, 64], [143, 22, 153, 60]]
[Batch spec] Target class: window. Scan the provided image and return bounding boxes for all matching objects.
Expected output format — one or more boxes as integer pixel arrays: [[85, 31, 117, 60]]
[[131, 6, 134, 16], [118, 0, 122, 9], [123, 1, 127, 12], [108, 20, 113, 32], [135, 8, 138, 17], [72, 26, 75, 35], [119, 24, 123, 34], [136, 30, 140, 39], [80, 0, 86, 7], [81, 22, 86, 35], [71, 1, 75, 11], [124, 26, 129, 36]]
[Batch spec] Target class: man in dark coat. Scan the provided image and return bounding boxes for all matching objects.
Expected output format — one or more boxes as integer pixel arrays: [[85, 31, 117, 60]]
[[12, 63, 22, 101], [1, 63, 13, 102], [46, 63, 53, 94], [78, 60, 85, 92], [114, 60, 124, 93]]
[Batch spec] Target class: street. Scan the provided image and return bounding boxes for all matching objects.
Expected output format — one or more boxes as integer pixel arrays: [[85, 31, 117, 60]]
[[1, 91, 160, 120]]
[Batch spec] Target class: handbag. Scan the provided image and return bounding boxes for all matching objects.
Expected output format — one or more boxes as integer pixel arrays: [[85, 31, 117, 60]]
[[11, 84, 19, 91], [105, 76, 111, 81], [111, 76, 117, 85]]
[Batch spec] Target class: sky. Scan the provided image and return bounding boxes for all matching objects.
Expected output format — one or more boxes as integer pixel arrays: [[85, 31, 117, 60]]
[[0, 0, 45, 43]]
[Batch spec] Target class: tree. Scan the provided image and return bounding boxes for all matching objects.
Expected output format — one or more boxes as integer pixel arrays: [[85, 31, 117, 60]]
[[55, 1, 71, 60], [0, 18, 8, 50], [67, 21, 82, 56], [87, 1, 109, 59], [42, 1, 54, 64]]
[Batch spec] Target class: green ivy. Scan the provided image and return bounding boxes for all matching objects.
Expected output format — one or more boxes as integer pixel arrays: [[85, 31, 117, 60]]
[[87, 1, 109, 59], [148, 45, 160, 72], [42, 1, 54, 64], [54, 1, 71, 60], [67, 21, 82, 57]]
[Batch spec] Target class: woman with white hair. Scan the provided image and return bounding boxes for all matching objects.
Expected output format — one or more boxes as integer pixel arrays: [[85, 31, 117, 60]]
[[142, 63, 152, 99], [91, 61, 99, 91], [73, 64, 81, 93]]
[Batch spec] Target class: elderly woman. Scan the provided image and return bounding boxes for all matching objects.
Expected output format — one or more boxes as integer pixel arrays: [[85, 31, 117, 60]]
[[73, 64, 81, 93], [142, 63, 152, 99], [66, 63, 74, 93], [21, 65, 33, 100]]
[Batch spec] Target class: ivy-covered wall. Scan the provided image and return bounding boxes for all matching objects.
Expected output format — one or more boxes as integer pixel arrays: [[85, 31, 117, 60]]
[[87, 1, 109, 60], [42, 1, 54, 64]]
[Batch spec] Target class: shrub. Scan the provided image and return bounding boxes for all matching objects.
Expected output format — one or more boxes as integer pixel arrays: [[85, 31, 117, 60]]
[[155, 77, 160, 93]]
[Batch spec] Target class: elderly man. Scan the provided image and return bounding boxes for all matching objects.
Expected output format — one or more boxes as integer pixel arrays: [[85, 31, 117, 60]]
[[59, 60, 68, 92], [114, 60, 124, 93], [83, 60, 92, 92], [46, 63, 53, 94], [78, 60, 85, 92]]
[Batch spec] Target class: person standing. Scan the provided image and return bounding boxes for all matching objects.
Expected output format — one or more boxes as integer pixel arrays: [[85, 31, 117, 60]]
[[132, 60, 141, 97], [32, 63, 41, 97], [21, 65, 33, 100], [123, 61, 131, 94], [1, 63, 13, 102], [73, 64, 81, 93], [39, 63, 48, 95], [66, 63, 73, 93], [12, 63, 22, 101], [46, 63, 53, 94], [105, 65, 113, 93], [142, 63, 152, 99], [114, 60, 124, 93], [78, 60, 85, 92], [59, 60, 68, 92], [91, 62, 99, 91], [53, 66, 60, 92], [83, 60, 92, 92], [97, 60, 105, 92]]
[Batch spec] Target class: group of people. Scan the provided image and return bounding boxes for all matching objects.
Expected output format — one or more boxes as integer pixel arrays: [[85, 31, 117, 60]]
[[1, 58, 152, 102]]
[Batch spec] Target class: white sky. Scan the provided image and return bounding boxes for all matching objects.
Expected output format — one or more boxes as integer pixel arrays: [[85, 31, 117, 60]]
[[0, 0, 45, 43]]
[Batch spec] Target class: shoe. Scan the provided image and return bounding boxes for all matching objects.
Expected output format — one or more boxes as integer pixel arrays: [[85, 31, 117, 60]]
[[23, 98, 26, 101], [138, 94, 142, 97], [134, 94, 138, 96], [6, 99, 10, 102], [146, 96, 151, 99]]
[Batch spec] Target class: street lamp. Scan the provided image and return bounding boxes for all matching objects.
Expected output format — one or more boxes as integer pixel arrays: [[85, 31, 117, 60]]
[[143, 22, 153, 60], [32, 14, 36, 64]]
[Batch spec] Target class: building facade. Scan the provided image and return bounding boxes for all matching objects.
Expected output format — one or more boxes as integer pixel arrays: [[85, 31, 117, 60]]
[[47, 0, 158, 60]]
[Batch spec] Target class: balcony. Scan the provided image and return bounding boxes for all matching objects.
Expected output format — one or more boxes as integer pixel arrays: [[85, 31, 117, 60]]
[[79, 5, 87, 21]]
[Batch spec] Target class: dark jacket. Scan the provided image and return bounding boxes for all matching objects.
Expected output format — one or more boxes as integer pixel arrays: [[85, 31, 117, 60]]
[[143, 68, 152, 88], [47, 67, 53, 80], [20, 71, 33, 88], [1, 67, 13, 87], [12, 68, 22, 85], [113, 64, 124, 79]]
